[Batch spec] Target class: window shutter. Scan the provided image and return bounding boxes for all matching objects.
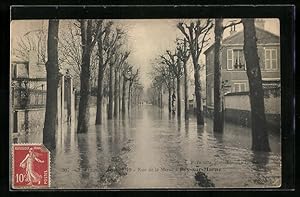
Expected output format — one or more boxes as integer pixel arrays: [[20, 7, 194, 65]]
[[271, 49, 277, 70], [265, 49, 271, 70], [227, 49, 233, 70]]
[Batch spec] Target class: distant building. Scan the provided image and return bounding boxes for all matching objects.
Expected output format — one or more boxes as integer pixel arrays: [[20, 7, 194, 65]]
[[11, 50, 75, 141], [204, 19, 280, 130], [11, 50, 47, 110], [11, 50, 47, 137]]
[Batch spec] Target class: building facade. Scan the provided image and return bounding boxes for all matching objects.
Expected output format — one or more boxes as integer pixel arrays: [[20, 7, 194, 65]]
[[204, 21, 280, 108], [204, 20, 281, 130]]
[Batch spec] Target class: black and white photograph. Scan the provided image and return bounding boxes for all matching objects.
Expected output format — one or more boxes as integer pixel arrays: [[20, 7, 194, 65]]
[[10, 17, 282, 189]]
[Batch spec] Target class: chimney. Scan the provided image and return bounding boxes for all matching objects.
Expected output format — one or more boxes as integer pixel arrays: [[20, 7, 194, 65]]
[[229, 24, 237, 35], [255, 19, 265, 30]]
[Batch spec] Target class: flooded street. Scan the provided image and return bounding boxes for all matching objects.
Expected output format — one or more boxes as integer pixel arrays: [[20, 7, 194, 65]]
[[10, 18, 284, 190], [15, 105, 281, 189]]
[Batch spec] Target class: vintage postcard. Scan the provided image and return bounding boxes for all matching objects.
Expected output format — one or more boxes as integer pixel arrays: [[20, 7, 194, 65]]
[[10, 17, 282, 189]]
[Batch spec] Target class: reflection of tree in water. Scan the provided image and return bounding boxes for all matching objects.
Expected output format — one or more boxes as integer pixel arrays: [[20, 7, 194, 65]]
[[177, 117, 181, 132], [251, 151, 270, 185], [64, 124, 72, 154], [252, 151, 269, 171], [77, 134, 90, 186], [94, 125, 107, 184], [113, 119, 121, 152], [213, 131, 231, 165], [184, 120, 189, 137], [213, 132, 224, 144], [107, 120, 114, 154], [196, 125, 204, 139]]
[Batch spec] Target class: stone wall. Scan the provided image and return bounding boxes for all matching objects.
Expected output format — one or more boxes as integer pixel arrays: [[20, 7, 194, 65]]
[[224, 93, 281, 132], [224, 93, 280, 114], [13, 109, 45, 143]]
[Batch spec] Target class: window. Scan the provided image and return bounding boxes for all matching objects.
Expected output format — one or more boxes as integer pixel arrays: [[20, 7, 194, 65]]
[[232, 82, 247, 92], [227, 49, 246, 70], [265, 48, 277, 70]]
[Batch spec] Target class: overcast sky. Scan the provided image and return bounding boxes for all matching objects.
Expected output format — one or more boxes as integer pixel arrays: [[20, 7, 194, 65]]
[[11, 19, 279, 88]]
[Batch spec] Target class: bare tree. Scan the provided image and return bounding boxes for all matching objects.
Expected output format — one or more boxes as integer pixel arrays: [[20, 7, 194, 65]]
[[77, 19, 101, 133], [114, 51, 130, 118], [176, 38, 191, 120], [58, 21, 99, 89], [107, 54, 118, 120], [213, 19, 242, 133], [59, 22, 82, 78], [14, 25, 47, 63], [152, 63, 174, 113], [153, 76, 164, 108], [161, 50, 183, 118], [121, 62, 133, 115], [128, 68, 140, 112], [95, 23, 123, 124], [43, 19, 59, 150], [242, 18, 270, 152], [213, 19, 224, 133], [132, 83, 144, 106], [106, 29, 125, 120], [177, 19, 213, 125]]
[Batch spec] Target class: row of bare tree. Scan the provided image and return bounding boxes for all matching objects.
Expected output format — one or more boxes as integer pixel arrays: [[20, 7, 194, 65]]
[[40, 19, 142, 149], [17, 18, 269, 152], [150, 19, 213, 124], [150, 19, 270, 152]]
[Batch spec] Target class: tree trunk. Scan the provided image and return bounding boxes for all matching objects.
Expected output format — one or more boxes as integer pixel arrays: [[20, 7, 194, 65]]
[[114, 70, 119, 117], [95, 32, 104, 125], [183, 62, 189, 120], [43, 19, 59, 150], [77, 20, 92, 133], [168, 87, 172, 113], [119, 73, 122, 114], [77, 50, 91, 133], [122, 77, 127, 115], [128, 84, 132, 112], [213, 18, 224, 133], [108, 61, 114, 119], [242, 19, 270, 152], [193, 58, 204, 125], [160, 87, 163, 108], [177, 77, 181, 118]]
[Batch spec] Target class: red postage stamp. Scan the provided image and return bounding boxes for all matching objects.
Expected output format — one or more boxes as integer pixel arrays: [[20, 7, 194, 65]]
[[12, 144, 50, 189]]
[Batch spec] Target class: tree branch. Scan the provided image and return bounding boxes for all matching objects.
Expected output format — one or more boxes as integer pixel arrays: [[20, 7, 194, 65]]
[[223, 20, 242, 30]]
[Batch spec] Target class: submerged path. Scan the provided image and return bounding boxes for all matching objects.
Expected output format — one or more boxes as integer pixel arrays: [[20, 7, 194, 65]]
[[17, 105, 281, 188]]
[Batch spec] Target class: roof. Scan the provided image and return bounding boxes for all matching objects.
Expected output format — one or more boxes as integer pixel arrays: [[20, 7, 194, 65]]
[[204, 27, 280, 54]]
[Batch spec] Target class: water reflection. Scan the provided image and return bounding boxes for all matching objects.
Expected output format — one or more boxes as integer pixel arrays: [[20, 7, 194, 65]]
[[184, 120, 189, 137], [77, 134, 90, 185], [177, 118, 182, 132], [251, 151, 271, 186], [196, 124, 204, 139], [14, 105, 281, 188], [213, 131, 224, 144], [251, 151, 270, 172]]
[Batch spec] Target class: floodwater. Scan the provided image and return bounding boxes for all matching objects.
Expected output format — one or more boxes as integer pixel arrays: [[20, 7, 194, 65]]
[[14, 105, 281, 189]]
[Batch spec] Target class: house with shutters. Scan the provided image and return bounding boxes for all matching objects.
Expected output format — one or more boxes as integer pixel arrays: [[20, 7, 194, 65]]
[[204, 19, 280, 130]]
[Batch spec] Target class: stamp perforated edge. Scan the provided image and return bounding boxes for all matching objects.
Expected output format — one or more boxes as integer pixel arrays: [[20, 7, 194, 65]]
[[11, 143, 51, 189]]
